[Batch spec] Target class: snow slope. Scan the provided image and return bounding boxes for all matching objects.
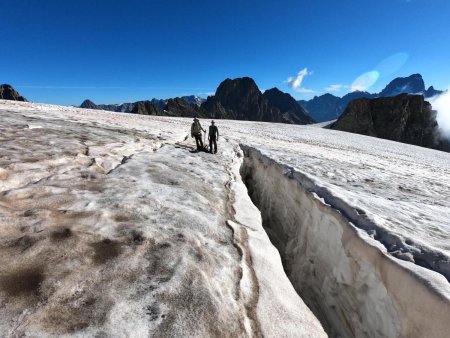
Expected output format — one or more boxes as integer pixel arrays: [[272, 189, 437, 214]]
[[0, 100, 325, 337], [1, 99, 450, 337]]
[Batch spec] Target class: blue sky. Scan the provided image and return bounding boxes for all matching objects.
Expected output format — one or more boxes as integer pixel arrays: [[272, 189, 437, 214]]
[[1, 0, 450, 105]]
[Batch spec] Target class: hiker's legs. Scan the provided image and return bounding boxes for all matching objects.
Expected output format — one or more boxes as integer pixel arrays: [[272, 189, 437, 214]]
[[195, 135, 201, 149], [195, 134, 203, 150], [210, 137, 217, 153]]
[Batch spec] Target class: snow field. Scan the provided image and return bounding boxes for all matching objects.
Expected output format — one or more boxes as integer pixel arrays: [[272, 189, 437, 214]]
[[0, 100, 325, 337]]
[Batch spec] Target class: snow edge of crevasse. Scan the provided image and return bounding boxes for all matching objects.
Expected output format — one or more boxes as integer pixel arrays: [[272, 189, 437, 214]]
[[226, 144, 328, 337], [239, 144, 450, 338]]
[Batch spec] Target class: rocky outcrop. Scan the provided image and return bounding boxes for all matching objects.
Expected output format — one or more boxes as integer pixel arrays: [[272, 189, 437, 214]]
[[0, 84, 27, 101], [165, 98, 205, 117], [202, 77, 275, 121], [80, 99, 98, 109], [202, 78, 315, 124], [130, 101, 163, 116], [331, 94, 449, 151], [129, 98, 204, 118]]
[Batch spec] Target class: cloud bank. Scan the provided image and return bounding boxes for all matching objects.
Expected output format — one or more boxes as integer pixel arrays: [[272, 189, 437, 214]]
[[430, 90, 450, 137]]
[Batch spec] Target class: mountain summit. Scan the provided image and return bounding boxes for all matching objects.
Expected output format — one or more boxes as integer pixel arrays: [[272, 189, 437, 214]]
[[201, 77, 315, 124], [378, 73, 441, 97], [0, 84, 27, 101]]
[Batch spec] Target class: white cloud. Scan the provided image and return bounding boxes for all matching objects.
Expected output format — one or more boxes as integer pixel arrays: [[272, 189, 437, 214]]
[[430, 90, 450, 137], [286, 68, 315, 94], [325, 84, 349, 92]]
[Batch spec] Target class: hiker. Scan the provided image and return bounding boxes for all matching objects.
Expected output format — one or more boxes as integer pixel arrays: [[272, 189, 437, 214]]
[[191, 117, 205, 151], [208, 120, 219, 154]]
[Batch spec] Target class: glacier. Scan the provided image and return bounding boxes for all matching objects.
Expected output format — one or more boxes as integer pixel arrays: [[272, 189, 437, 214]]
[[0, 99, 449, 337]]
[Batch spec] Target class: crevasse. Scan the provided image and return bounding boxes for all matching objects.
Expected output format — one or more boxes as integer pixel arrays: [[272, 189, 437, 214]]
[[239, 144, 450, 338]]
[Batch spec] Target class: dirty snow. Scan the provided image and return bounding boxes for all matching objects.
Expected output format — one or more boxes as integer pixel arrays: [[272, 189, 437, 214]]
[[1, 99, 450, 337], [0, 100, 326, 337]]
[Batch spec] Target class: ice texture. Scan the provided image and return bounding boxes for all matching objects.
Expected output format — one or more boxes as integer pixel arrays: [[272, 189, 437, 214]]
[[1, 99, 450, 337], [0, 100, 326, 337]]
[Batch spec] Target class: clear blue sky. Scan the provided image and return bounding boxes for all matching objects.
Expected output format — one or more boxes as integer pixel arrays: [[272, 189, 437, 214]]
[[2, 0, 450, 105]]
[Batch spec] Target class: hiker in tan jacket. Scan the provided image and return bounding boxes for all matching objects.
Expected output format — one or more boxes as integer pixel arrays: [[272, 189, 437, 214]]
[[191, 118, 205, 151]]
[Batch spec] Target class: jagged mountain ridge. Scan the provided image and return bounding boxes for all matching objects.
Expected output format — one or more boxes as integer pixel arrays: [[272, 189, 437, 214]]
[[200, 77, 314, 124], [92, 77, 315, 124], [80, 95, 205, 113], [299, 74, 444, 122]]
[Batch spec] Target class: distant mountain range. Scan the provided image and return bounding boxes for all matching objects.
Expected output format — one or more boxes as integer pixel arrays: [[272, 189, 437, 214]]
[[80, 95, 205, 113], [2, 73, 445, 128], [299, 74, 444, 122], [82, 78, 315, 124], [0, 84, 27, 101]]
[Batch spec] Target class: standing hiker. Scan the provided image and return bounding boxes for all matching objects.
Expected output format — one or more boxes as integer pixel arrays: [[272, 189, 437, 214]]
[[208, 120, 219, 154], [191, 118, 205, 151]]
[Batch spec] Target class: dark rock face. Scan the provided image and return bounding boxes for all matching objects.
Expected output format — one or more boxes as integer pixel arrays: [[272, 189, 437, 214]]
[[263, 88, 315, 124], [129, 98, 204, 117], [165, 98, 204, 117], [130, 102, 163, 116], [202, 77, 273, 121], [331, 94, 449, 151], [80, 99, 98, 109], [0, 84, 27, 101], [379, 74, 426, 97], [425, 86, 443, 98], [202, 78, 315, 124]]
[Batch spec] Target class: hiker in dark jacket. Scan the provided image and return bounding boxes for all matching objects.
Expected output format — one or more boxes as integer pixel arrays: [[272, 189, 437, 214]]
[[191, 118, 205, 150], [208, 120, 219, 154]]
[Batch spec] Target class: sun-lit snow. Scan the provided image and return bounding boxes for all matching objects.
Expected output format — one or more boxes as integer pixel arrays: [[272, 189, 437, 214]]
[[0, 100, 325, 337], [1, 99, 449, 337]]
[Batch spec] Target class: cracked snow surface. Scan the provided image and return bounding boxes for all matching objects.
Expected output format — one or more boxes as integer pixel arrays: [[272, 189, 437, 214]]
[[0, 101, 326, 337]]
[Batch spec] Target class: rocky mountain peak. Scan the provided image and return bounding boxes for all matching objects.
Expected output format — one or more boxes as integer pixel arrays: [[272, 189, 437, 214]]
[[0, 84, 27, 101], [379, 73, 426, 97], [80, 99, 97, 109]]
